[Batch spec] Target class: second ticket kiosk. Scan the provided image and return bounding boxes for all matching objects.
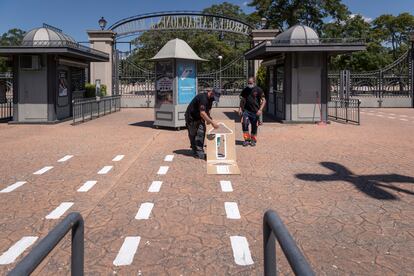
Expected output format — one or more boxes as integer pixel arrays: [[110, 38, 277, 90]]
[[151, 38, 206, 129]]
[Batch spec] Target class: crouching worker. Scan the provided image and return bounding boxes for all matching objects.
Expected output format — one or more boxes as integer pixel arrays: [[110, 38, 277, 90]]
[[185, 88, 220, 159], [238, 77, 266, 146]]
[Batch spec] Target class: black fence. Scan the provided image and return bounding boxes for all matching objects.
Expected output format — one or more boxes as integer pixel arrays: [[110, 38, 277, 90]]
[[72, 95, 121, 124], [263, 210, 314, 276], [0, 100, 13, 121], [328, 97, 361, 125], [9, 212, 84, 276]]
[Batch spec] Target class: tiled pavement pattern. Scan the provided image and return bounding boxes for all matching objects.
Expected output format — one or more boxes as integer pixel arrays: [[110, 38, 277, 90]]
[[0, 108, 413, 275]]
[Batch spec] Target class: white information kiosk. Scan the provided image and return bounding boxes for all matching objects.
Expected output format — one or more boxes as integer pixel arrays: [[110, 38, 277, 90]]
[[151, 39, 206, 129]]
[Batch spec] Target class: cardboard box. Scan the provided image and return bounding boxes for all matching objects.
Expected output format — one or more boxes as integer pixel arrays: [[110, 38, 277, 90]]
[[206, 120, 240, 175]]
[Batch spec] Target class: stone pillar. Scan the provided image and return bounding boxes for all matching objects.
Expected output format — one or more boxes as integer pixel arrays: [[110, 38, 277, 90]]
[[250, 29, 279, 77], [87, 30, 115, 95]]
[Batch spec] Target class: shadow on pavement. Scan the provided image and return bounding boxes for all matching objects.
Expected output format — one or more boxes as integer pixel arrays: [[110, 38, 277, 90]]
[[129, 121, 155, 128], [296, 162, 414, 200], [173, 149, 195, 158]]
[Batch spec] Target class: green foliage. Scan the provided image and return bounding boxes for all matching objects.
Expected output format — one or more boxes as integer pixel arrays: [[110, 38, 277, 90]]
[[128, 2, 251, 73], [248, 0, 350, 32], [0, 28, 25, 72], [85, 83, 107, 98]]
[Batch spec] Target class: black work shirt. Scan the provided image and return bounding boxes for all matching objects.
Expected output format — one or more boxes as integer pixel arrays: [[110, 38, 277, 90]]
[[185, 93, 213, 121], [240, 86, 264, 113]]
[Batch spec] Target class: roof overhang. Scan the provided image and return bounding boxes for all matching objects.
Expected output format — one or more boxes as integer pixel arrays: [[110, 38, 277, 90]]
[[0, 47, 109, 62], [245, 41, 366, 60]]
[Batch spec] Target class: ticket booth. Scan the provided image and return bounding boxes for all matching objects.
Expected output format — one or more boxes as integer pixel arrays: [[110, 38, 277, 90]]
[[0, 24, 108, 123], [245, 24, 365, 123], [151, 38, 206, 129]]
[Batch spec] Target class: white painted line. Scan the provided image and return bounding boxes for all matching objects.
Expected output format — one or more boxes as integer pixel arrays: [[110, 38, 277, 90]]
[[225, 202, 241, 219], [0, 236, 38, 265], [113, 236, 141, 266], [388, 117, 396, 119], [220, 180, 233, 192], [45, 202, 74, 219], [157, 166, 169, 175], [98, 166, 113, 174], [164, 155, 174, 162], [58, 155, 73, 162], [148, 181, 162, 193], [77, 180, 97, 192], [399, 115, 408, 117], [33, 166, 53, 175], [389, 113, 396, 116], [112, 155, 125, 162], [135, 202, 154, 220], [400, 118, 408, 121], [0, 181, 27, 193], [230, 236, 254, 266], [217, 165, 230, 174], [376, 114, 384, 117]]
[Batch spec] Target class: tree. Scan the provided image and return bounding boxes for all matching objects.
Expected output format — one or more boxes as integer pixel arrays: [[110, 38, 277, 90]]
[[248, 0, 350, 32], [128, 2, 251, 73], [0, 28, 25, 72], [372, 13, 414, 59]]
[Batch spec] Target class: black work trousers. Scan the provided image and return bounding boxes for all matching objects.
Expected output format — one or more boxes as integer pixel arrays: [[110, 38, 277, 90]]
[[186, 119, 206, 154]]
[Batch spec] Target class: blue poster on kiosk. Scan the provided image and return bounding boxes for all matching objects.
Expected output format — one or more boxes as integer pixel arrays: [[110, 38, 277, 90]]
[[177, 60, 196, 104]]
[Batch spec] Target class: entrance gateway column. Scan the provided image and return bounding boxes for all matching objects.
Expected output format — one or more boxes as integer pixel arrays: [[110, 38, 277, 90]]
[[250, 29, 279, 77], [87, 30, 115, 96]]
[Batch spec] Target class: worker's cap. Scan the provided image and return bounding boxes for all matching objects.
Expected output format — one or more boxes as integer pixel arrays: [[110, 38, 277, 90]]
[[212, 88, 221, 102]]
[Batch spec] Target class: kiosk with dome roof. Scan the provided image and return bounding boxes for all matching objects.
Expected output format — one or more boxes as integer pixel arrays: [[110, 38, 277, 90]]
[[0, 24, 109, 123], [245, 24, 366, 123]]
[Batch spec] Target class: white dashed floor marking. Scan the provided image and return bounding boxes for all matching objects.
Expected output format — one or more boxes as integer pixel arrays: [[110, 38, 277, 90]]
[[164, 155, 174, 162], [157, 166, 169, 175], [112, 155, 125, 162], [0, 181, 27, 193], [230, 236, 254, 266], [148, 181, 162, 193], [45, 202, 74, 219], [33, 166, 53, 175], [58, 155, 73, 162], [77, 180, 97, 192], [388, 117, 396, 119], [113, 237, 141, 266], [98, 166, 113, 174], [0, 236, 38, 265], [220, 180, 233, 192], [400, 118, 408, 121], [225, 202, 241, 219], [135, 203, 154, 220]]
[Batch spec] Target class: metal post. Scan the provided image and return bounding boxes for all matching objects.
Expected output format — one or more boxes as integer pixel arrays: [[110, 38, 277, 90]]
[[71, 215, 84, 275], [263, 218, 276, 276]]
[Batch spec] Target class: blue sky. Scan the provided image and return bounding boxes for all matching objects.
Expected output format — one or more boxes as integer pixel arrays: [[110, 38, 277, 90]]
[[1, 0, 413, 42]]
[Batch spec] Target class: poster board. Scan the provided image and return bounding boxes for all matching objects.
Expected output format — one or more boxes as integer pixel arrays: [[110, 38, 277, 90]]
[[177, 60, 196, 104], [206, 120, 240, 175]]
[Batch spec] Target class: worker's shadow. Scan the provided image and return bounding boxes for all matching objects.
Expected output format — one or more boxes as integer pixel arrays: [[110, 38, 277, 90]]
[[173, 149, 195, 158], [296, 162, 414, 200]]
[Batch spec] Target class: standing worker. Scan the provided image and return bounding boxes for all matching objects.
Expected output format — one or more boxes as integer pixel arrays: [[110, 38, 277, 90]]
[[238, 77, 266, 147], [185, 88, 221, 159]]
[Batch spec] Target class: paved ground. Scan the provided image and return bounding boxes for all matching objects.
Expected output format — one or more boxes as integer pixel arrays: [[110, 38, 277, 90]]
[[0, 108, 413, 275]]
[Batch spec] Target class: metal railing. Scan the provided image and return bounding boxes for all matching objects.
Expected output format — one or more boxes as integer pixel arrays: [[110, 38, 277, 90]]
[[328, 97, 361, 124], [0, 99, 13, 121], [9, 212, 84, 276], [72, 95, 121, 124], [263, 210, 314, 276]]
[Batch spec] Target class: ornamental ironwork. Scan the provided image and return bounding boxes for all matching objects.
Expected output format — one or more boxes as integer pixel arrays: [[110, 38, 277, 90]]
[[109, 11, 253, 39]]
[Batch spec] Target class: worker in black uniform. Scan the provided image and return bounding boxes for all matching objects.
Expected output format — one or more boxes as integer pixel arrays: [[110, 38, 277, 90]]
[[238, 77, 266, 147], [185, 88, 221, 159]]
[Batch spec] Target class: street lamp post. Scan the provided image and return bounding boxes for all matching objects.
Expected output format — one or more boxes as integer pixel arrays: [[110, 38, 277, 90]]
[[218, 55, 223, 93]]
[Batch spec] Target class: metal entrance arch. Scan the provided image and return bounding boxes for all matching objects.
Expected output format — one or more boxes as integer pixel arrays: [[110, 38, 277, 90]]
[[109, 11, 254, 107]]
